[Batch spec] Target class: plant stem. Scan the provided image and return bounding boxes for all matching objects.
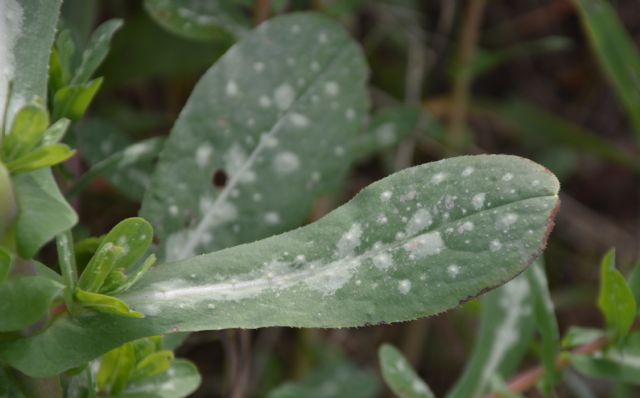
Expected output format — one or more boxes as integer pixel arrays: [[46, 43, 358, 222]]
[[447, 0, 486, 151], [486, 319, 640, 398]]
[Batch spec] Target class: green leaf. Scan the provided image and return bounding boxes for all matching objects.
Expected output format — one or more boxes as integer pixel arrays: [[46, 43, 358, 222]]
[[56, 230, 78, 310], [529, 261, 561, 390], [49, 29, 77, 93], [379, 344, 434, 398], [114, 359, 201, 398], [447, 268, 537, 398], [0, 248, 11, 283], [0, 276, 63, 332], [71, 19, 123, 84], [130, 350, 174, 382], [350, 106, 420, 163], [77, 218, 153, 292], [97, 342, 136, 395], [629, 260, 640, 315], [141, 13, 369, 261], [573, 0, 640, 139], [570, 353, 640, 386], [561, 327, 605, 349], [1, 155, 559, 377], [73, 119, 164, 200], [0, 162, 17, 236], [597, 249, 637, 341], [75, 289, 144, 319], [2, 100, 50, 161], [0, 0, 62, 131], [13, 168, 78, 259], [41, 118, 71, 146], [52, 77, 102, 121], [6, 144, 76, 174], [268, 361, 379, 398], [143, 0, 250, 41]]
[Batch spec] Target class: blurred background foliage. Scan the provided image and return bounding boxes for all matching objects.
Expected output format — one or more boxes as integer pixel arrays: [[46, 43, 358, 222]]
[[57, 0, 639, 396]]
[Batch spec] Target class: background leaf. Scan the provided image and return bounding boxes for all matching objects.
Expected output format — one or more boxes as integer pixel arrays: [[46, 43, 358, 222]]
[[143, 0, 251, 41], [114, 359, 201, 398], [140, 13, 369, 261], [572, 0, 640, 139], [0, 276, 63, 332], [1, 155, 559, 377], [379, 344, 435, 398], [597, 249, 637, 341]]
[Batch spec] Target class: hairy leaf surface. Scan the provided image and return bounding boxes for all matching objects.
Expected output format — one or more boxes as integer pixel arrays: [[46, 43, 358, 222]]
[[1, 155, 558, 376], [141, 13, 369, 261]]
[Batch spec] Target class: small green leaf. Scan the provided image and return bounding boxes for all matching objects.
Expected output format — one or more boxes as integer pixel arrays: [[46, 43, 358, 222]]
[[350, 106, 420, 163], [132, 338, 157, 363], [130, 350, 174, 382], [0, 276, 63, 332], [379, 344, 434, 398], [41, 118, 71, 146], [56, 230, 78, 310], [6, 144, 76, 174], [561, 327, 605, 349], [144, 0, 250, 41], [49, 29, 77, 93], [103, 254, 157, 296], [114, 359, 201, 398], [597, 249, 637, 341], [573, 0, 640, 139], [0, 248, 11, 284], [97, 342, 136, 395], [13, 168, 78, 259], [628, 260, 640, 315], [0, 162, 17, 235], [141, 13, 369, 261], [52, 77, 103, 121], [77, 218, 153, 293], [2, 100, 50, 161], [71, 19, 123, 84], [75, 289, 144, 319], [447, 267, 537, 398], [0, 155, 560, 377], [570, 353, 640, 386]]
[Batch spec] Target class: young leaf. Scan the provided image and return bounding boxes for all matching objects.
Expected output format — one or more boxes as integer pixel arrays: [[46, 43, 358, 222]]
[[447, 267, 537, 398], [0, 162, 17, 235], [0, 248, 11, 283], [561, 327, 605, 349], [0, 155, 560, 377], [75, 289, 144, 319], [71, 19, 123, 84], [140, 13, 369, 261], [0, 276, 63, 332], [130, 350, 174, 382], [97, 342, 136, 395], [2, 100, 50, 161], [379, 344, 435, 398], [144, 0, 250, 41], [569, 352, 640, 386], [6, 144, 76, 174], [52, 77, 103, 121], [12, 168, 78, 259], [56, 230, 78, 310], [114, 359, 201, 398], [572, 0, 640, 139], [629, 260, 640, 315], [40, 117, 71, 146], [0, 0, 62, 131], [597, 249, 637, 341]]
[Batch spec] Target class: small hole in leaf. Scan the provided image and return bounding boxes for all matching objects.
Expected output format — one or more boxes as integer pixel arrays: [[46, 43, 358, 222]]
[[212, 170, 228, 188]]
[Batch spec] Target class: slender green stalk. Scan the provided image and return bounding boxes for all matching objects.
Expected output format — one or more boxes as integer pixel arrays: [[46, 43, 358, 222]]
[[55, 230, 77, 311]]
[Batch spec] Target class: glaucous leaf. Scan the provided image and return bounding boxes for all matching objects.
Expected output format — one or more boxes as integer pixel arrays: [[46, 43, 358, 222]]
[[12, 168, 78, 259], [144, 0, 251, 41], [0, 155, 559, 377], [350, 106, 420, 163], [597, 249, 637, 341], [0, 0, 62, 131], [141, 13, 369, 261], [0, 276, 63, 332], [447, 266, 538, 398], [114, 360, 201, 398], [573, 0, 640, 139], [268, 361, 379, 398], [570, 345, 640, 386], [379, 344, 434, 398]]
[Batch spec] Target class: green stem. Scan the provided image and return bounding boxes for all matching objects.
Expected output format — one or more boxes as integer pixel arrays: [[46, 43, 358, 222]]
[[55, 230, 77, 311]]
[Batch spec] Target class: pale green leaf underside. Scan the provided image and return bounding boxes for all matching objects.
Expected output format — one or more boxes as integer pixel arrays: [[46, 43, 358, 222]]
[[1, 155, 559, 377], [140, 12, 369, 261], [379, 344, 434, 398]]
